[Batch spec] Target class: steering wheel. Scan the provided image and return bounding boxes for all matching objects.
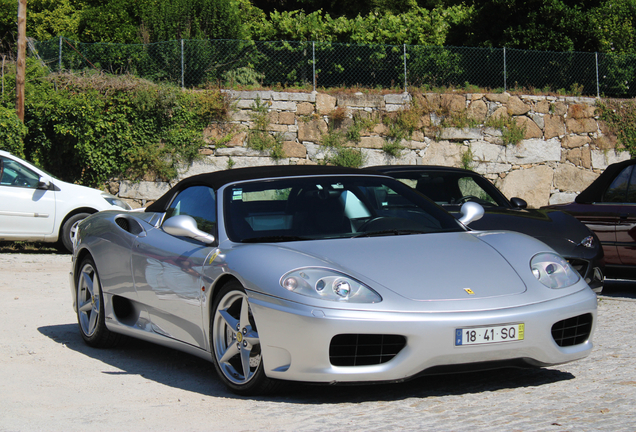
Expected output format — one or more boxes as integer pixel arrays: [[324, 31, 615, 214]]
[[456, 195, 479, 204], [357, 217, 385, 232], [12, 176, 29, 187]]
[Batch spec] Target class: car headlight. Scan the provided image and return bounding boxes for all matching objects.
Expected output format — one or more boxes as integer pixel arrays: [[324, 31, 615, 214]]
[[102, 194, 132, 210], [579, 235, 594, 248], [280, 268, 382, 303], [530, 252, 580, 289]]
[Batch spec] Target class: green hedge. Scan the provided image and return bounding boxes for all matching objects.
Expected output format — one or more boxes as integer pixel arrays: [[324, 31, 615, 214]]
[[0, 106, 28, 157], [1, 61, 230, 187]]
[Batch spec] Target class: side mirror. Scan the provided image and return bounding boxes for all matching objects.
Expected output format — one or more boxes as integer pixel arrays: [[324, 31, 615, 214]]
[[163, 215, 215, 245], [510, 197, 527, 209], [37, 176, 51, 190], [458, 201, 484, 226]]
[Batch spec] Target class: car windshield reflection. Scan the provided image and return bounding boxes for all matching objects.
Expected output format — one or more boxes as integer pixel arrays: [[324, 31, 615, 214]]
[[224, 176, 463, 242], [394, 173, 507, 208]]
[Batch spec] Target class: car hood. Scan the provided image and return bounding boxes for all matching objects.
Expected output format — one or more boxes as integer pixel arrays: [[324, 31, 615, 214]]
[[277, 232, 527, 301], [446, 206, 594, 258], [51, 179, 128, 211]]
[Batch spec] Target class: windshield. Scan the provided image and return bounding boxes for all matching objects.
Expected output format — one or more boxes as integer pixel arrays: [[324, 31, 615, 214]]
[[224, 175, 463, 242], [391, 171, 509, 208]]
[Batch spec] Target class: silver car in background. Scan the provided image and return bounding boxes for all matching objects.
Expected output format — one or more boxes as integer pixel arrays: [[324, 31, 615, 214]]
[[71, 166, 597, 395]]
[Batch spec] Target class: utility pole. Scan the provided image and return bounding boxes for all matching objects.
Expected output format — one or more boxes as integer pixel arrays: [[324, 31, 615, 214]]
[[16, 0, 27, 122]]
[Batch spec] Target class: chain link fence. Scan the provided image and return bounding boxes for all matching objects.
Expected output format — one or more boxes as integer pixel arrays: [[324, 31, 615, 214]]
[[30, 37, 636, 98]]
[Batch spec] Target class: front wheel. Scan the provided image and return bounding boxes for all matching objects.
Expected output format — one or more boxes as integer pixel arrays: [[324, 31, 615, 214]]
[[60, 212, 91, 253], [76, 257, 121, 348], [210, 281, 279, 395]]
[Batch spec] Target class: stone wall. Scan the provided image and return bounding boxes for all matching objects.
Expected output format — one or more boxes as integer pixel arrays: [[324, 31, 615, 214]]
[[116, 90, 631, 209]]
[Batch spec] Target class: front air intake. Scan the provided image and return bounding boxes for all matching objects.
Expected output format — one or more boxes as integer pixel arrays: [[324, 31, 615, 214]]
[[551, 313, 593, 347], [329, 334, 406, 366]]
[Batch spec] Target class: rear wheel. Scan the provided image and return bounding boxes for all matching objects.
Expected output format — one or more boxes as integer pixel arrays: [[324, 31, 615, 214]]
[[211, 281, 279, 395], [60, 212, 91, 253], [76, 257, 121, 348]]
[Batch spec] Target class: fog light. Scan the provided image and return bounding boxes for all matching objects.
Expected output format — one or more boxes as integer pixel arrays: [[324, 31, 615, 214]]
[[282, 277, 298, 291]]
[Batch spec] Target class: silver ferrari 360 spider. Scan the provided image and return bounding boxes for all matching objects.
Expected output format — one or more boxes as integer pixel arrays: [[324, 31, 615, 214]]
[[70, 166, 597, 395]]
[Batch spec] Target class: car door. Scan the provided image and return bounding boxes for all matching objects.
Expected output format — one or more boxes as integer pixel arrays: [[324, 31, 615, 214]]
[[0, 156, 56, 237], [616, 166, 636, 265], [131, 185, 217, 348], [586, 163, 635, 266]]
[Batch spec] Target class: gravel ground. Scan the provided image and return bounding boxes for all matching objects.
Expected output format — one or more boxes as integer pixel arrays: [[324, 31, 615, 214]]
[[1, 252, 635, 432]]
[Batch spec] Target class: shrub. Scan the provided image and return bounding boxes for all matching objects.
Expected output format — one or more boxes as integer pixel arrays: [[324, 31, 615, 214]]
[[382, 139, 405, 157], [597, 99, 636, 156], [246, 96, 285, 160], [325, 147, 363, 168], [11, 70, 229, 186], [0, 106, 28, 157], [485, 115, 526, 146]]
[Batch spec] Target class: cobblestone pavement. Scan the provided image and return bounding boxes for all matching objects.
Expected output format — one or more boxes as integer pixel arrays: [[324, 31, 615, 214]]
[[1, 253, 635, 431]]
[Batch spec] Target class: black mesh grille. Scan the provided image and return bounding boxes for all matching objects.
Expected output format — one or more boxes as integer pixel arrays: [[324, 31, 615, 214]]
[[329, 334, 406, 366], [551, 313, 593, 347], [115, 217, 130, 232]]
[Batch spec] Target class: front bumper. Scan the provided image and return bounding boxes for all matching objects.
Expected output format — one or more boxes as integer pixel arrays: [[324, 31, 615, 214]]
[[248, 287, 597, 383]]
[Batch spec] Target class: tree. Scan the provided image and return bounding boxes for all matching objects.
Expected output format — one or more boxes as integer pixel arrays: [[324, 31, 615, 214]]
[[0, 0, 18, 55], [140, 0, 245, 42], [590, 0, 636, 54], [444, 0, 636, 54], [77, 0, 141, 43], [27, 0, 83, 41], [248, 5, 473, 46]]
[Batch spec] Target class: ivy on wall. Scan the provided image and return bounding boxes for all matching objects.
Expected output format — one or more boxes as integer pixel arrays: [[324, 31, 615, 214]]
[[0, 61, 231, 187], [597, 99, 636, 157]]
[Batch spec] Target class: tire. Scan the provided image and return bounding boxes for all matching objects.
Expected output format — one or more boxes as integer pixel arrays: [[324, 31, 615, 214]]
[[60, 212, 91, 253], [75, 256, 121, 348], [210, 281, 279, 395]]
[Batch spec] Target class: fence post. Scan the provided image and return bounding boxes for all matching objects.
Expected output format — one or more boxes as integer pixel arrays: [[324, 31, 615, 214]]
[[59, 36, 62, 71], [595, 52, 600, 98], [403, 44, 407, 92], [312, 41, 316, 92], [503, 47, 507, 92], [180, 39, 185, 89]]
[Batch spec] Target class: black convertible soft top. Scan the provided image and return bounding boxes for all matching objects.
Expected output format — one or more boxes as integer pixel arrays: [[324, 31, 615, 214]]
[[576, 158, 636, 204], [145, 165, 370, 213]]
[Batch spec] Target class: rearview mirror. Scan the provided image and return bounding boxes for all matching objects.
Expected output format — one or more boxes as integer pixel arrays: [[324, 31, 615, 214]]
[[163, 215, 215, 245], [458, 201, 484, 226], [37, 176, 51, 190], [510, 197, 527, 209]]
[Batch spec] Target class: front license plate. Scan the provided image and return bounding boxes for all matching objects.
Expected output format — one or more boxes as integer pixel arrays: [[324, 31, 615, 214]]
[[455, 323, 524, 346]]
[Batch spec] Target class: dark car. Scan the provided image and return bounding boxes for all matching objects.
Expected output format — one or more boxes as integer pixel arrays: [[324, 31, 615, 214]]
[[543, 158, 636, 279], [369, 165, 604, 292]]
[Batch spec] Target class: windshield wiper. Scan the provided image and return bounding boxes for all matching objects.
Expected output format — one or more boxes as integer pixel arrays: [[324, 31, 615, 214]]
[[241, 235, 309, 243], [352, 229, 427, 238]]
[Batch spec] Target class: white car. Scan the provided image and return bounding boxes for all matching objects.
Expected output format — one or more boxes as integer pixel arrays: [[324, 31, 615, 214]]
[[0, 150, 131, 252]]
